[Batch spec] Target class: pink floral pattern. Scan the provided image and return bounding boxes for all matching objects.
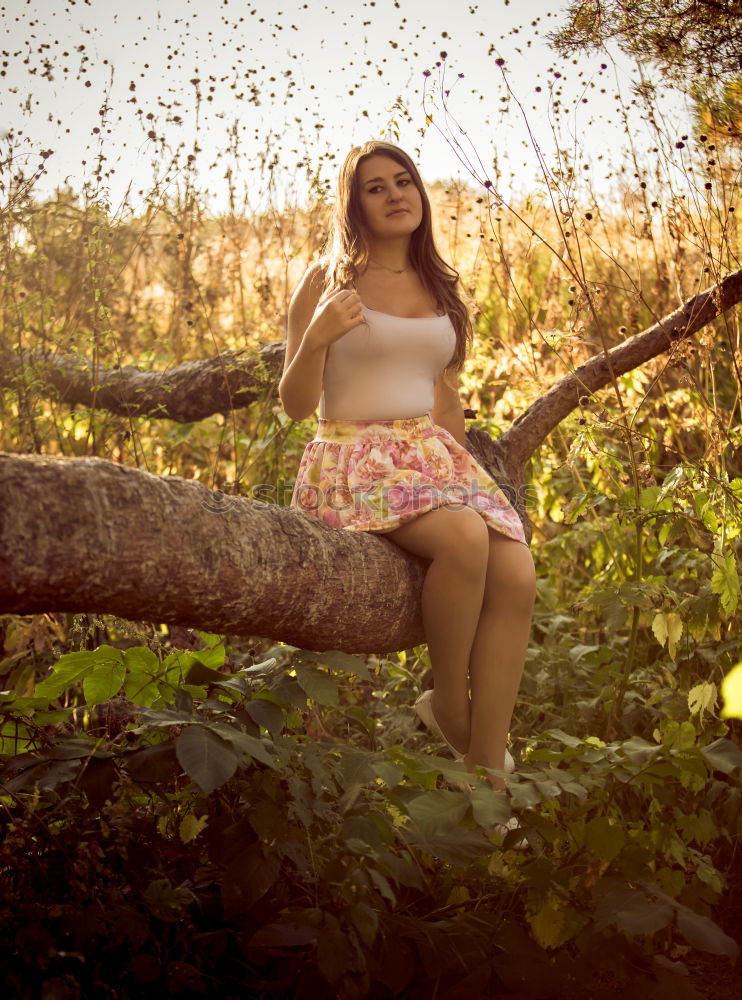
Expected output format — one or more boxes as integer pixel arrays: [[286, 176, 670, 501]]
[[290, 412, 527, 544]]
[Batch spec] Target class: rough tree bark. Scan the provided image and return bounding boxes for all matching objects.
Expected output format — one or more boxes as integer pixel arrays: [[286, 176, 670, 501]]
[[0, 453, 427, 653], [0, 343, 285, 423], [1, 269, 741, 651]]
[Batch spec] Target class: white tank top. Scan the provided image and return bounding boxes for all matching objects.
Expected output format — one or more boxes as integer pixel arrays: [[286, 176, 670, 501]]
[[318, 306, 457, 420]]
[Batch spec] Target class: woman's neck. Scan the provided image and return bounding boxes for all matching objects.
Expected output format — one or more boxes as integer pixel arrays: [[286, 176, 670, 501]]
[[366, 237, 410, 273]]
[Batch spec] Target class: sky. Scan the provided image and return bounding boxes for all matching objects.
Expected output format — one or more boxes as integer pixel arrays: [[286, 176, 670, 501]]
[[1, 0, 696, 211]]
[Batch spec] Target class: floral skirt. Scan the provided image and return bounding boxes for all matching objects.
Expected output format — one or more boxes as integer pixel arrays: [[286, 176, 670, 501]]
[[290, 412, 527, 545]]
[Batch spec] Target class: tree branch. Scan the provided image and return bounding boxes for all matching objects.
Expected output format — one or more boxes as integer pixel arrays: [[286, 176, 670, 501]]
[[0, 342, 285, 422], [0, 452, 428, 653], [500, 267, 742, 466]]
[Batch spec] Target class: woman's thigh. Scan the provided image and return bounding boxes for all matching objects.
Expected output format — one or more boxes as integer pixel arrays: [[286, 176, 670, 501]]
[[382, 504, 490, 565]]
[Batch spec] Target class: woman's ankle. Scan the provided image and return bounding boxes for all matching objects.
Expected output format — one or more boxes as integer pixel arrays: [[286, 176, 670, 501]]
[[430, 689, 470, 756]]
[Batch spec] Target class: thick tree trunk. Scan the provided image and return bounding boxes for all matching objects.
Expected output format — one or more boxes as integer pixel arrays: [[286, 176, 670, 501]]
[[0, 452, 426, 653]]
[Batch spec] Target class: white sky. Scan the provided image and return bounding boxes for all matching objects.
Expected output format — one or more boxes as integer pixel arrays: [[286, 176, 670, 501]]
[[1, 0, 695, 211]]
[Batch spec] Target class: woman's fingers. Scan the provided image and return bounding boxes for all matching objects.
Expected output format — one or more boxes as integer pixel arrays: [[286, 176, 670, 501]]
[[320, 287, 360, 311], [310, 286, 364, 343], [335, 289, 362, 316]]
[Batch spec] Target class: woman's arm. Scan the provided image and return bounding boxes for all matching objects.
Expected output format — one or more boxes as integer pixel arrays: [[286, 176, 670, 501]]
[[431, 366, 466, 447], [278, 264, 329, 421], [279, 266, 366, 421]]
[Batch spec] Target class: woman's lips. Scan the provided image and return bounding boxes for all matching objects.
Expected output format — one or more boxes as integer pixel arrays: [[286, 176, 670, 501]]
[[387, 208, 408, 216]]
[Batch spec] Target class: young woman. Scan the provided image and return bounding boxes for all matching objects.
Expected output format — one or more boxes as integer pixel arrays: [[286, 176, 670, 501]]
[[279, 140, 536, 791]]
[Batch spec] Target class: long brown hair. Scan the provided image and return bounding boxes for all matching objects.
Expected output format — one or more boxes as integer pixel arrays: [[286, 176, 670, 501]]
[[321, 140, 473, 373]]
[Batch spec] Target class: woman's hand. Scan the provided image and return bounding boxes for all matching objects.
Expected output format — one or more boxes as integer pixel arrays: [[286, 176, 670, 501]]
[[305, 288, 364, 348]]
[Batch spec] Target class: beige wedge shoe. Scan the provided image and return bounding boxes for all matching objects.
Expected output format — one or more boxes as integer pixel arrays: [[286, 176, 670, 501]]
[[413, 688, 516, 774]]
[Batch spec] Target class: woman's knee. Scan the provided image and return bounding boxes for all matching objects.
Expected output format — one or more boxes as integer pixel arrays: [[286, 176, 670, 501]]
[[482, 539, 537, 614], [385, 505, 489, 573], [436, 507, 490, 574]]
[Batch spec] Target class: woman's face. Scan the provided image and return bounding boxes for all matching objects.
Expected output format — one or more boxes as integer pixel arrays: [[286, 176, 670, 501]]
[[356, 154, 424, 241]]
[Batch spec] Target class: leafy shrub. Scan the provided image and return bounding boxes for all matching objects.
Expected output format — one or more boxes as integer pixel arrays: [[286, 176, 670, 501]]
[[1, 628, 739, 999]]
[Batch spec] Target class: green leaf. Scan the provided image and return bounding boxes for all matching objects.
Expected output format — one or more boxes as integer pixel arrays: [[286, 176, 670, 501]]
[[688, 682, 717, 721], [336, 747, 377, 787], [179, 813, 209, 844], [123, 645, 160, 673], [142, 878, 195, 922], [315, 649, 374, 681], [652, 611, 683, 659], [710, 548, 740, 617], [369, 868, 396, 904], [194, 630, 225, 648], [293, 663, 338, 705], [543, 728, 583, 748], [661, 721, 697, 751], [585, 816, 625, 861], [123, 671, 161, 707], [176, 725, 238, 794], [245, 697, 284, 734], [204, 722, 277, 769], [639, 485, 660, 510], [370, 759, 404, 787], [700, 737, 742, 774], [35, 649, 106, 699], [316, 914, 358, 983], [184, 660, 224, 686], [529, 895, 586, 949], [470, 787, 512, 828], [192, 644, 226, 669], [125, 744, 178, 784], [349, 902, 379, 946], [248, 919, 318, 948], [594, 881, 673, 935], [249, 799, 286, 843], [508, 778, 545, 809], [131, 707, 193, 730], [676, 907, 738, 956], [406, 789, 470, 833], [221, 843, 280, 918], [403, 827, 493, 865], [47, 736, 109, 759], [678, 809, 717, 846], [721, 662, 742, 719], [83, 661, 126, 706], [162, 650, 198, 686]]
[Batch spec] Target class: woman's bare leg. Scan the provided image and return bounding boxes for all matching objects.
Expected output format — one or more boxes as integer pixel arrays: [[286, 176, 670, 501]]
[[464, 532, 536, 788], [383, 505, 490, 754]]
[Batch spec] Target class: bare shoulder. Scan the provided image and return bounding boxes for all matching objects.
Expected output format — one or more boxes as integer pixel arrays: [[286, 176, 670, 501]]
[[290, 259, 328, 311]]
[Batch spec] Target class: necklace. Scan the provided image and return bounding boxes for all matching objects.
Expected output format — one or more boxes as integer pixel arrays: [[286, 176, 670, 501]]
[[368, 259, 409, 274]]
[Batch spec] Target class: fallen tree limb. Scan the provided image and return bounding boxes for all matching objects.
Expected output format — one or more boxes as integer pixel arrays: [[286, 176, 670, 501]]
[[0, 452, 427, 653]]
